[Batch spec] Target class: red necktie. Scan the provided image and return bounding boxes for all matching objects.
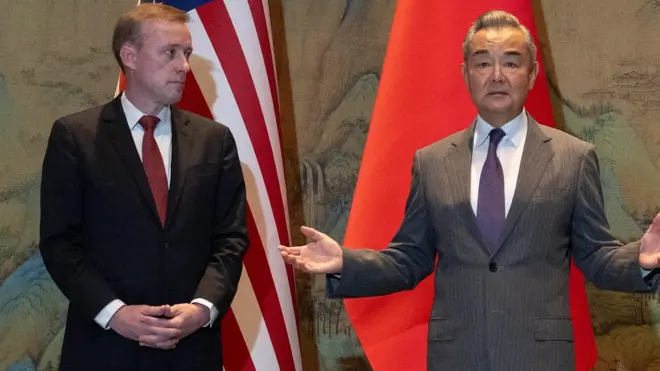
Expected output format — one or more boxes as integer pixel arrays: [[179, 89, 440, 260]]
[[138, 115, 168, 226]]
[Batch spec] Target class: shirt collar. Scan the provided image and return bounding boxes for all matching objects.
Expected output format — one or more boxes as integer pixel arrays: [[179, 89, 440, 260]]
[[120, 92, 170, 130], [474, 109, 527, 149]]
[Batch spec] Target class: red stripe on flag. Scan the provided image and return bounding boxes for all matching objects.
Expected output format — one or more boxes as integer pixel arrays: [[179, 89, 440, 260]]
[[196, 0, 297, 308], [244, 206, 296, 371], [222, 309, 258, 371], [247, 0, 284, 170]]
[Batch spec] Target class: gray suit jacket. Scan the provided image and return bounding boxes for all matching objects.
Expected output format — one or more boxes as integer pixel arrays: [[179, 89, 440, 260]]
[[328, 114, 658, 371]]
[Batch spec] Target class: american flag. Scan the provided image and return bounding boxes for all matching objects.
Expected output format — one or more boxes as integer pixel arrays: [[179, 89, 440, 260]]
[[117, 1, 302, 370]]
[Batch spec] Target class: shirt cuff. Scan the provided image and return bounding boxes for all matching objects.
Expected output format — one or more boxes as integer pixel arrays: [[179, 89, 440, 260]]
[[94, 299, 126, 330], [642, 267, 654, 277], [191, 298, 218, 327]]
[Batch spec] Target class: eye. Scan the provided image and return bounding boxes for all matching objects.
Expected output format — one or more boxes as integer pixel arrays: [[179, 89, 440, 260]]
[[505, 62, 518, 68], [476, 62, 490, 68]]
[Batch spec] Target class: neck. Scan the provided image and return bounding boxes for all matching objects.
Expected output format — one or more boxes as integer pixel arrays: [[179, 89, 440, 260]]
[[123, 86, 165, 116], [480, 110, 523, 128]]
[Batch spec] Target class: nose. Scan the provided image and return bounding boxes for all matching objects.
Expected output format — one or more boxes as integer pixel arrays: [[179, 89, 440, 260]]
[[175, 52, 191, 74], [491, 64, 504, 83], [181, 57, 191, 73]]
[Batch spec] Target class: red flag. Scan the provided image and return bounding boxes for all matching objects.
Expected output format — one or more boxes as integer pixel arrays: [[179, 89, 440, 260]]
[[342, 1, 596, 370]]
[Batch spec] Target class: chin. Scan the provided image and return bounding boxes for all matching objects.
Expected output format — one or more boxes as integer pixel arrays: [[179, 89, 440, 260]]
[[482, 105, 512, 114], [163, 94, 183, 105]]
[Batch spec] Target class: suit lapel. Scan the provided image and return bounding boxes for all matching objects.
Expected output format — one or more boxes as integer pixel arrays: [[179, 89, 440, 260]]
[[446, 122, 488, 251], [493, 114, 554, 254], [165, 106, 192, 228], [101, 97, 161, 226]]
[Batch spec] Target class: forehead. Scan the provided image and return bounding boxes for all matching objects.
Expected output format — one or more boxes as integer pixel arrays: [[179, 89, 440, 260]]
[[141, 19, 192, 46], [468, 27, 528, 56]]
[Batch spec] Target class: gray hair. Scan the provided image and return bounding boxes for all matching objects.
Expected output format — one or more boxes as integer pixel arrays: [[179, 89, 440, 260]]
[[462, 10, 537, 64]]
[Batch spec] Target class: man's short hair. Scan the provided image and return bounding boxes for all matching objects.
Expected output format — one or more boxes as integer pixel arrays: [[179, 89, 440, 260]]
[[112, 3, 189, 71], [462, 10, 537, 64]]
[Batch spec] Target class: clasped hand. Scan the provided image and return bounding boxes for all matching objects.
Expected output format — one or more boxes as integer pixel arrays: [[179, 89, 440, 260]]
[[108, 303, 210, 350]]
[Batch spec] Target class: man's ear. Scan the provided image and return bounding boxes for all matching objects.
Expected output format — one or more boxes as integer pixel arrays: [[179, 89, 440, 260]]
[[461, 62, 469, 87], [119, 43, 139, 71], [528, 61, 539, 90]]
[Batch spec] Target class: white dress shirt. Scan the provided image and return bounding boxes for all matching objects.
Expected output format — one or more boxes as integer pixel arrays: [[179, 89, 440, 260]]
[[470, 110, 528, 216], [93, 93, 218, 330]]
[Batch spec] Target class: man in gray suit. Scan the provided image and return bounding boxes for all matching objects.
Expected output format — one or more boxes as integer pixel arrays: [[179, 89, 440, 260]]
[[279, 10, 660, 371]]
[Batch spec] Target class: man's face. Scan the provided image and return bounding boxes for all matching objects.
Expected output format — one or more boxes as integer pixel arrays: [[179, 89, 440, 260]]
[[123, 19, 193, 107], [462, 27, 538, 124]]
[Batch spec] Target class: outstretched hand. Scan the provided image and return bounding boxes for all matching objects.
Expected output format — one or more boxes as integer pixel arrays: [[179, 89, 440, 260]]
[[640, 213, 660, 270], [278, 226, 343, 274]]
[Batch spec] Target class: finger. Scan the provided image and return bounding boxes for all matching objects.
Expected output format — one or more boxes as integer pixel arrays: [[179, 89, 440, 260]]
[[140, 337, 179, 349], [140, 315, 178, 328], [281, 246, 303, 256], [281, 253, 296, 265], [140, 305, 168, 317], [278, 245, 304, 255], [163, 306, 175, 317], [139, 334, 176, 345], [145, 325, 183, 338], [300, 226, 323, 242]]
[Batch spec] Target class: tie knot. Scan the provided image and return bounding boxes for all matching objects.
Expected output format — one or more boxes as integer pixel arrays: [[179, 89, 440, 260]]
[[139, 115, 160, 132], [489, 128, 505, 146]]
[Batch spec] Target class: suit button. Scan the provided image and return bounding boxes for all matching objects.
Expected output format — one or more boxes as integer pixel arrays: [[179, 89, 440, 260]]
[[164, 242, 170, 249], [489, 262, 498, 272]]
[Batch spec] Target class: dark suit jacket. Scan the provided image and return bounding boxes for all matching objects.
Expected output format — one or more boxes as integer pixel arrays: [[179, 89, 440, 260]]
[[328, 114, 658, 371], [39, 95, 249, 371]]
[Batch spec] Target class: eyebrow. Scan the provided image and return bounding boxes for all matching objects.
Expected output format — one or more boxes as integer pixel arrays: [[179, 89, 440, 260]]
[[471, 50, 524, 57], [503, 51, 523, 57], [163, 43, 193, 50]]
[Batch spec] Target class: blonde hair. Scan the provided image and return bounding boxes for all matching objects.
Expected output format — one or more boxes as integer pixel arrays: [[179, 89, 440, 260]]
[[112, 3, 189, 71]]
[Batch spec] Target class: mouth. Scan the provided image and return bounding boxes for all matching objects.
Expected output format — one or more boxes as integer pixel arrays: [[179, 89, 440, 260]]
[[486, 91, 508, 96]]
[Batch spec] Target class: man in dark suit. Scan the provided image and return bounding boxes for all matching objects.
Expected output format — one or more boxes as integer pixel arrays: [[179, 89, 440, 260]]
[[39, 3, 248, 371], [279, 10, 660, 371]]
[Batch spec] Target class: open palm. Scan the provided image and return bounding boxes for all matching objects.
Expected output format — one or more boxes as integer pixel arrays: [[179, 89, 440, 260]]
[[278, 226, 343, 273], [640, 213, 660, 269]]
